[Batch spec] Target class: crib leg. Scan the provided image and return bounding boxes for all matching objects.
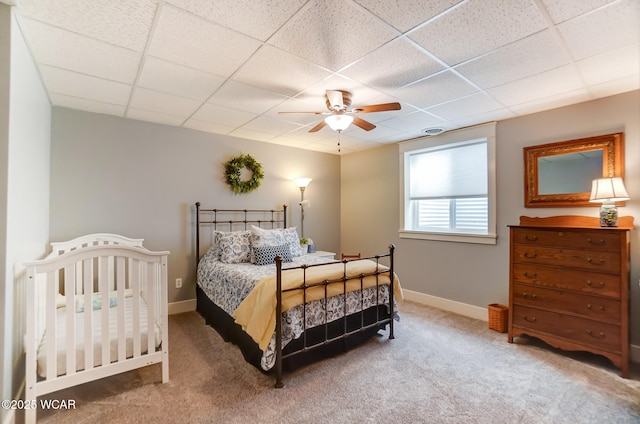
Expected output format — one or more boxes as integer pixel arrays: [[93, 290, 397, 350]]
[[25, 405, 36, 424]]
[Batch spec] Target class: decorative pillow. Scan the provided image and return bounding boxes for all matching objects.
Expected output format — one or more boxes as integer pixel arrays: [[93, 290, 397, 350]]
[[219, 230, 252, 263], [250, 225, 286, 263], [202, 230, 223, 262], [283, 227, 303, 257], [253, 243, 293, 266], [250, 225, 285, 246]]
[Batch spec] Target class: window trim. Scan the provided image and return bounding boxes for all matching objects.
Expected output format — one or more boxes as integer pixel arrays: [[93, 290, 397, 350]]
[[398, 122, 497, 245]]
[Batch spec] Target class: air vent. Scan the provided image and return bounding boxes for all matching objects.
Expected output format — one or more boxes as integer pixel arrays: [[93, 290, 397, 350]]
[[423, 127, 445, 136]]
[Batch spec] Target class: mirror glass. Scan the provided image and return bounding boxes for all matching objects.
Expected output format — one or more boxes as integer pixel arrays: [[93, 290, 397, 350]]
[[524, 133, 624, 207], [537, 150, 603, 194]]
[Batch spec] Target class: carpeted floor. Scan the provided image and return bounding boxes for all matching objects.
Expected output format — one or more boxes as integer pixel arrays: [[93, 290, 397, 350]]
[[34, 301, 640, 423]]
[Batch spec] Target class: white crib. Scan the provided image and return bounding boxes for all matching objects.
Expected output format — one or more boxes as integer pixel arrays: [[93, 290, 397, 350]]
[[24, 234, 169, 423]]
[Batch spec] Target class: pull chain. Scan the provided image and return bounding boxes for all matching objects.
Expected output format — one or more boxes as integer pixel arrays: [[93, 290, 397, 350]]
[[337, 130, 342, 152]]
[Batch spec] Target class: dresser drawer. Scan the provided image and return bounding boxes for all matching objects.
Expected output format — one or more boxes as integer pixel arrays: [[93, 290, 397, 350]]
[[512, 263, 621, 298], [512, 283, 620, 323], [512, 305, 621, 353], [512, 228, 620, 252], [512, 245, 620, 273]]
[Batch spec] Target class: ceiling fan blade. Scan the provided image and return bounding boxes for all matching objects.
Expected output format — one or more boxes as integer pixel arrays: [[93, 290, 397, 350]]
[[326, 90, 345, 110], [278, 111, 327, 115], [309, 121, 327, 133], [352, 116, 376, 131], [352, 102, 401, 113]]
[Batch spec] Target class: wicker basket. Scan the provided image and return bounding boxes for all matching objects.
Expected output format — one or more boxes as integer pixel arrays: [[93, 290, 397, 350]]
[[488, 303, 508, 333]]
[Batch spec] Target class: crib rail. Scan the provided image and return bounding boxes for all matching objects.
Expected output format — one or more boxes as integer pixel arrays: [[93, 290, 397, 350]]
[[24, 244, 169, 422]]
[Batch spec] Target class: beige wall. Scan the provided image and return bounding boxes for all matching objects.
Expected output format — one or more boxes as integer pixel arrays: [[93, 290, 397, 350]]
[[1, 3, 52, 416], [342, 90, 640, 347], [50, 107, 341, 303]]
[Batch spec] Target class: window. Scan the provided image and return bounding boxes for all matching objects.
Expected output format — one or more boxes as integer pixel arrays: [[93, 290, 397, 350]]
[[399, 123, 497, 244]]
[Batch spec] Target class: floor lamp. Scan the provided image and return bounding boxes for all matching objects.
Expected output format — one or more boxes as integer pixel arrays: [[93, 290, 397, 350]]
[[294, 177, 312, 238]]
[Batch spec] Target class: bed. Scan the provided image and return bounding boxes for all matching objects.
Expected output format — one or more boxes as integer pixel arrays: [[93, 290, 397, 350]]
[[195, 203, 401, 387], [24, 234, 169, 423]]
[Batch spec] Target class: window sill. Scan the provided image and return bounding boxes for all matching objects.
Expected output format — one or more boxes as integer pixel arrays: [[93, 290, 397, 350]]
[[398, 230, 498, 245]]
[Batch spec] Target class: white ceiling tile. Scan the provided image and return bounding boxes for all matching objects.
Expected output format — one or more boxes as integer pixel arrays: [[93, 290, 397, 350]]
[[239, 115, 304, 136], [166, 0, 306, 41], [229, 128, 275, 142], [183, 118, 235, 135], [577, 44, 640, 86], [269, 0, 398, 71], [14, 0, 640, 156], [409, 0, 548, 65], [22, 18, 141, 83], [557, 0, 640, 60], [455, 30, 569, 89], [41, 66, 132, 105], [16, 0, 157, 51], [488, 65, 585, 106], [232, 45, 332, 97], [130, 87, 201, 118], [427, 93, 504, 121], [190, 103, 257, 127], [340, 38, 445, 89], [126, 108, 187, 126], [354, 0, 461, 32], [390, 71, 477, 108], [589, 75, 640, 99], [540, 0, 618, 24], [148, 6, 262, 76], [50, 93, 126, 116], [380, 110, 449, 132], [138, 57, 226, 101], [207, 80, 289, 114], [509, 89, 591, 116], [449, 108, 516, 128]]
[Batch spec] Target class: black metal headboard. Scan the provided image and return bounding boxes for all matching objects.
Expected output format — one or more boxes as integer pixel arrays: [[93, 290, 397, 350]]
[[195, 202, 287, 268]]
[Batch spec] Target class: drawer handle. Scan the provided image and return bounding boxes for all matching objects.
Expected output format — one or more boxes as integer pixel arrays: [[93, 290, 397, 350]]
[[587, 329, 605, 338], [523, 315, 537, 323], [586, 280, 605, 287], [586, 238, 605, 244], [523, 271, 537, 278], [586, 258, 606, 264], [523, 252, 537, 258], [523, 293, 537, 299], [524, 235, 538, 241]]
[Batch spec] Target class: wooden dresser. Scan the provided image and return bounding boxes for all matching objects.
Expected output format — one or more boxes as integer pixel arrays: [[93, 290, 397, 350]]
[[508, 215, 633, 377]]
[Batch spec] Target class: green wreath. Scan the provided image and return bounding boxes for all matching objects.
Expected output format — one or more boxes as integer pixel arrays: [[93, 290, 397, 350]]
[[224, 154, 264, 194]]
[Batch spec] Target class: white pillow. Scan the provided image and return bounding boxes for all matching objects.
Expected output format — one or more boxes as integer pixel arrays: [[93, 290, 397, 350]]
[[283, 227, 303, 257]]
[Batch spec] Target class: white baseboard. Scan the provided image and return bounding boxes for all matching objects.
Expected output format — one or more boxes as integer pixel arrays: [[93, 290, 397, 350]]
[[402, 288, 640, 364], [168, 299, 196, 315]]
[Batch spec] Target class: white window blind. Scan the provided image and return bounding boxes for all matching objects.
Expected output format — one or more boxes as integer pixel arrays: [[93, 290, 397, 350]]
[[399, 122, 497, 244], [409, 141, 487, 199]]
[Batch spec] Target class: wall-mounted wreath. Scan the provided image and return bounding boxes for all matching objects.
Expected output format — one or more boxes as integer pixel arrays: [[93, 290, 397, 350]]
[[224, 154, 264, 194]]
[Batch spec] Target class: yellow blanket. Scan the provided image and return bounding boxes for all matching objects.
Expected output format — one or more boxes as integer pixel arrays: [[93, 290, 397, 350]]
[[232, 260, 402, 351]]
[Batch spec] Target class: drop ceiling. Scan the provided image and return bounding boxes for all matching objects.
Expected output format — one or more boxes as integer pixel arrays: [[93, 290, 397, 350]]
[[9, 0, 640, 154]]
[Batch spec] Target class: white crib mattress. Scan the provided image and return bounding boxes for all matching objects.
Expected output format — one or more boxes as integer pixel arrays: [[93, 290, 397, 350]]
[[37, 296, 162, 378]]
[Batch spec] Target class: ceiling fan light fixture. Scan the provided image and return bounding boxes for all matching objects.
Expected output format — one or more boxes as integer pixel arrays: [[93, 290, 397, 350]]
[[324, 114, 354, 131]]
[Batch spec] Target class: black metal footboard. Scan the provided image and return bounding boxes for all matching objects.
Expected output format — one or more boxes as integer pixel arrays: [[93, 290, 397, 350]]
[[274, 244, 396, 388]]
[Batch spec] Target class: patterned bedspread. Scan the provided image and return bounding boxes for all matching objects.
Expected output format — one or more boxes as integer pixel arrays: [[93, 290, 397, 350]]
[[197, 254, 396, 370]]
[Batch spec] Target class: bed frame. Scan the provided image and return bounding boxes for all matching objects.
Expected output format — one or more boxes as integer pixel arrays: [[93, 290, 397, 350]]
[[195, 202, 396, 388], [24, 234, 169, 423]]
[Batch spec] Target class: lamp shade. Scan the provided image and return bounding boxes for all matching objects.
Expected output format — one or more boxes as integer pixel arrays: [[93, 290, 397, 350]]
[[589, 177, 630, 203], [324, 114, 353, 131], [294, 177, 312, 188]]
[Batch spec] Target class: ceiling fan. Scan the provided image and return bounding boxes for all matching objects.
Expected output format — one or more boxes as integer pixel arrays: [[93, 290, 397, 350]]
[[279, 90, 401, 133]]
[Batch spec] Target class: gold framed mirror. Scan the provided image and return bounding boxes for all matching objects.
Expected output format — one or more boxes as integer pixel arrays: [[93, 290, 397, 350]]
[[524, 133, 624, 207]]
